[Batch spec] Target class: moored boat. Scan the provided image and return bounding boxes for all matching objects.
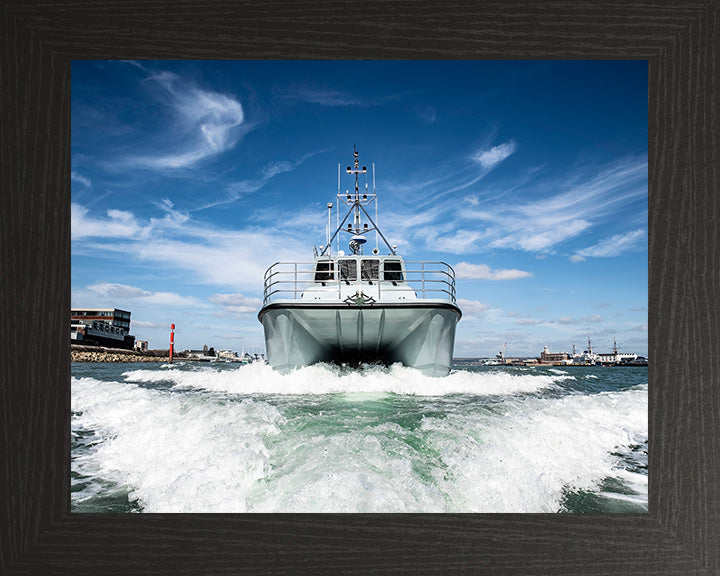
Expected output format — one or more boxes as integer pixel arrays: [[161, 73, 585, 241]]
[[257, 147, 462, 376]]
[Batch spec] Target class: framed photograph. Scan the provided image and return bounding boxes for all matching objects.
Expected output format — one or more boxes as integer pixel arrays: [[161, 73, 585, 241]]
[[2, 1, 717, 574]]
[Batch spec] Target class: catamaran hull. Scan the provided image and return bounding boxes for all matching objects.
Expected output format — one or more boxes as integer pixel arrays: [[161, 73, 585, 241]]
[[258, 303, 460, 377]]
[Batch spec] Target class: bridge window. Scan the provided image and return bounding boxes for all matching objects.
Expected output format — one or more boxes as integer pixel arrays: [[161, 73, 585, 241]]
[[338, 260, 357, 281], [383, 260, 403, 281], [361, 259, 379, 281], [314, 261, 335, 281]]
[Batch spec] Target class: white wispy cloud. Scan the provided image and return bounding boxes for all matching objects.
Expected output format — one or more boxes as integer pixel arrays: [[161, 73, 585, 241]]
[[71, 171, 91, 187], [210, 292, 263, 315], [570, 229, 646, 262], [196, 152, 322, 210], [85, 282, 205, 307], [88, 283, 147, 298], [515, 318, 542, 326], [434, 140, 517, 199], [71, 202, 308, 290], [118, 60, 148, 72], [454, 262, 532, 281], [494, 219, 592, 252], [529, 162, 646, 220], [374, 202, 452, 255], [130, 71, 245, 170], [290, 86, 365, 106], [548, 315, 603, 325], [472, 141, 516, 170], [432, 157, 648, 256], [150, 199, 192, 230], [72, 201, 190, 241], [417, 106, 437, 124], [261, 160, 296, 179], [434, 231, 488, 254], [72, 203, 143, 240], [456, 299, 491, 317], [359, 140, 517, 254], [281, 84, 404, 107], [379, 140, 517, 215]]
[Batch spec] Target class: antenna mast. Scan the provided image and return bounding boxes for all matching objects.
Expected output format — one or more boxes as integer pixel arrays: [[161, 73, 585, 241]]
[[320, 145, 396, 256]]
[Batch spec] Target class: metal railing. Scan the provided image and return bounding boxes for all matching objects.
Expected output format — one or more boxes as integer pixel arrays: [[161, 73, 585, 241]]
[[262, 260, 457, 305]]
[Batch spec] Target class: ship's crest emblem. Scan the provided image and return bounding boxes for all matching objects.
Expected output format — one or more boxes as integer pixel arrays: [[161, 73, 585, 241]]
[[344, 291, 375, 307]]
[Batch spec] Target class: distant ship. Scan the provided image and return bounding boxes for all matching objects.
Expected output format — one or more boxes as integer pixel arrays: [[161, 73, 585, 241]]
[[257, 147, 462, 376], [572, 338, 646, 366]]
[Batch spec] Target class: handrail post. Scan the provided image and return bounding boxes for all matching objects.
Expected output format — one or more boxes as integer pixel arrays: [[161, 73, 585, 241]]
[[378, 264, 381, 300], [452, 265, 456, 302], [264, 265, 270, 304]]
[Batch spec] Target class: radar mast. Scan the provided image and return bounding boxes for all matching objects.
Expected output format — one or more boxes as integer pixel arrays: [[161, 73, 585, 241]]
[[320, 146, 396, 256]]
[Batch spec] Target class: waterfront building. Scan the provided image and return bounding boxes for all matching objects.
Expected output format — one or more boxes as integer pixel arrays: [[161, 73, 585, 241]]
[[183, 349, 214, 359], [71, 308, 135, 349], [539, 345, 572, 365]]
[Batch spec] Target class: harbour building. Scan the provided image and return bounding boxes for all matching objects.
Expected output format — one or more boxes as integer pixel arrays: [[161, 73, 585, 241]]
[[539, 345, 573, 365], [71, 308, 135, 349]]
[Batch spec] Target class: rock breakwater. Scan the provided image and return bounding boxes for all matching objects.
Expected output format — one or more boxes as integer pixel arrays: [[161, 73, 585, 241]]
[[71, 345, 169, 363]]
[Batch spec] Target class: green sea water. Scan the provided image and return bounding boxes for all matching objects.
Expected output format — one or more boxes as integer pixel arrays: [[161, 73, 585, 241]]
[[71, 361, 648, 513]]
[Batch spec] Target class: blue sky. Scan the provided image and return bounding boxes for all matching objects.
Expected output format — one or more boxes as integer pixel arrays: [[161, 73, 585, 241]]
[[71, 60, 648, 358]]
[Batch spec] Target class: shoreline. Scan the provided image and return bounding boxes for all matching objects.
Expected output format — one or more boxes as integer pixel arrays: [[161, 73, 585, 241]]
[[69, 344, 237, 363], [71, 344, 173, 363]]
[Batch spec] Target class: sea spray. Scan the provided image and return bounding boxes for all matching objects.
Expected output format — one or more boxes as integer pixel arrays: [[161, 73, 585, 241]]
[[121, 361, 570, 397], [72, 362, 648, 513]]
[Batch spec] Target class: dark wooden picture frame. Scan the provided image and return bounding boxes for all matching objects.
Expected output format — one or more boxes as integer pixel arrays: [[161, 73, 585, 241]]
[[2, 2, 717, 574]]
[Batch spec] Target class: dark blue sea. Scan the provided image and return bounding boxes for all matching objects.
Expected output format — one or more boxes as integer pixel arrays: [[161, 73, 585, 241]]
[[71, 361, 647, 513]]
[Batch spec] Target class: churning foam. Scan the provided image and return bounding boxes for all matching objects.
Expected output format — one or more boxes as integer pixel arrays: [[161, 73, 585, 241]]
[[421, 385, 648, 512], [121, 361, 569, 397], [72, 367, 647, 513], [72, 376, 284, 512]]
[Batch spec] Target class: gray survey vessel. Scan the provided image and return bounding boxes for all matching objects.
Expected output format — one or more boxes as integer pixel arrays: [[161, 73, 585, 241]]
[[258, 147, 462, 376]]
